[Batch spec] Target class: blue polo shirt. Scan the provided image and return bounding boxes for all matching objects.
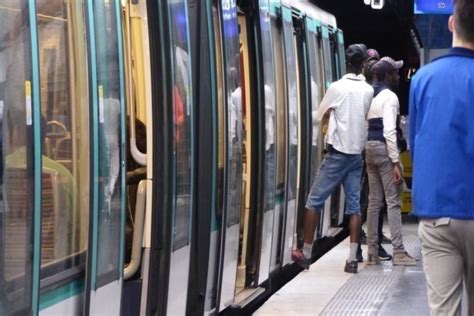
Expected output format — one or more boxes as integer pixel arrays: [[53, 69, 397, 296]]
[[409, 47, 474, 219]]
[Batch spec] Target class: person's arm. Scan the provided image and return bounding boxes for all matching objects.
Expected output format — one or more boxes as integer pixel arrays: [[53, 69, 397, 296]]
[[383, 94, 400, 164], [383, 93, 403, 183], [315, 84, 343, 122]]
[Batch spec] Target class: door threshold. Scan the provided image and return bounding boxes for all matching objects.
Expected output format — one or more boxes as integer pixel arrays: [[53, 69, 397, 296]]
[[231, 287, 266, 309], [327, 227, 344, 237]]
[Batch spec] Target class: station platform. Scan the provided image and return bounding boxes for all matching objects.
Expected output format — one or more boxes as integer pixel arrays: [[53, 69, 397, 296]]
[[255, 221, 468, 315]]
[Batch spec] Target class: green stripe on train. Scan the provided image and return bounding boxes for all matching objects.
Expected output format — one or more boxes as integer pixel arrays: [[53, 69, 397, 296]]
[[39, 279, 84, 311]]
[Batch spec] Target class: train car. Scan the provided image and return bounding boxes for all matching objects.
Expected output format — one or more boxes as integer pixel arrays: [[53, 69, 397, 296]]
[[0, 0, 348, 315]]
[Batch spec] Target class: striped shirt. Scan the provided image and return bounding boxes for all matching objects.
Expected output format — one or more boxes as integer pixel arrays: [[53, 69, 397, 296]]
[[316, 74, 373, 154]]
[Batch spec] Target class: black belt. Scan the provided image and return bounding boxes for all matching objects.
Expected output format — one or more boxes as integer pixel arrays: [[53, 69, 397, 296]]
[[327, 144, 345, 155]]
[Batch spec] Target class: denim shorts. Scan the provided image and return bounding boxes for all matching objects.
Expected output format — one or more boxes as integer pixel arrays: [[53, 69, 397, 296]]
[[305, 151, 363, 215]]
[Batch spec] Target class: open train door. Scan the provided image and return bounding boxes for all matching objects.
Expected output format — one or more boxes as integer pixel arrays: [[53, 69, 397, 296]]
[[83, 0, 127, 315]]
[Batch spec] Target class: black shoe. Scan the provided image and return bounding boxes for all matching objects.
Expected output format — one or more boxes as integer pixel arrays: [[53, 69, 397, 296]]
[[378, 245, 392, 261], [344, 260, 358, 273]]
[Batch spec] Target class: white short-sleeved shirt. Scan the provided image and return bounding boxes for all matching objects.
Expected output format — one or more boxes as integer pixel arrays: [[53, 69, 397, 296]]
[[315, 74, 373, 154]]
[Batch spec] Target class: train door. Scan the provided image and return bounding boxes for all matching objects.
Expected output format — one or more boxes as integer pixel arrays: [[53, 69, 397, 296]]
[[167, 2, 194, 311], [292, 13, 311, 248], [37, 1, 92, 313], [233, 7, 265, 307], [318, 24, 346, 237], [278, 3, 299, 268], [0, 1, 126, 315], [0, 3, 43, 314], [0, 1, 90, 315], [199, 2, 226, 314], [119, 1, 152, 315], [304, 17, 334, 242], [268, 2, 290, 274], [144, 0, 195, 315], [228, 0, 279, 307], [256, 0, 277, 286], [305, 18, 323, 199], [211, 0, 244, 312], [84, 1, 126, 315]]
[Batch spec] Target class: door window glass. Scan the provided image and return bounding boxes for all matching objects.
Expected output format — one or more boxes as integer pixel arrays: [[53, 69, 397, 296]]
[[222, 0, 242, 227], [35, 0, 90, 304], [92, 0, 124, 287], [305, 26, 323, 182], [169, 0, 193, 251], [213, 2, 225, 232], [0, 2, 35, 314], [259, 2, 276, 214], [282, 10, 298, 203]]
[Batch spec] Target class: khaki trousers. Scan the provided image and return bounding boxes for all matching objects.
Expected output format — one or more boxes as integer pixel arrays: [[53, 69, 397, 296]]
[[365, 141, 405, 255], [418, 218, 474, 316]]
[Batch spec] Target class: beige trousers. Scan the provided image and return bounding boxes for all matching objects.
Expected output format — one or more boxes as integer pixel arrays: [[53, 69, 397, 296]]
[[366, 141, 405, 255], [418, 218, 474, 316]]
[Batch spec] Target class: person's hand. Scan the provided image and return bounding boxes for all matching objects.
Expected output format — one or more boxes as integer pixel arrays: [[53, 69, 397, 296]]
[[392, 163, 403, 184]]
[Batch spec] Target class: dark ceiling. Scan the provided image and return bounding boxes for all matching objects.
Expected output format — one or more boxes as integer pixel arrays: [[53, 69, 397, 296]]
[[312, 0, 417, 64], [312, 0, 417, 113]]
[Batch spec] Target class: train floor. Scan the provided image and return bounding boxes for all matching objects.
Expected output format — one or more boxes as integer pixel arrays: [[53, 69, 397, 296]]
[[255, 219, 469, 315]]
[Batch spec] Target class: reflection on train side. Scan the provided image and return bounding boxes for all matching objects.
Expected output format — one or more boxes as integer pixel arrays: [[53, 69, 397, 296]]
[[0, 0, 348, 315]]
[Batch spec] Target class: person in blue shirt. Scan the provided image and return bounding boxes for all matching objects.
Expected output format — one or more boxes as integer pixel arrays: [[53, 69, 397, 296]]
[[409, 0, 474, 314]]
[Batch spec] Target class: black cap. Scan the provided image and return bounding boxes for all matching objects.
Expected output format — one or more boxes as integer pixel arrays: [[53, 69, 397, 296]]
[[372, 56, 404, 76], [345, 44, 368, 66]]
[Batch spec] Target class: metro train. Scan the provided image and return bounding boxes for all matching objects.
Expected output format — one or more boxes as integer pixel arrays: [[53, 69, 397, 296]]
[[0, 0, 349, 315]]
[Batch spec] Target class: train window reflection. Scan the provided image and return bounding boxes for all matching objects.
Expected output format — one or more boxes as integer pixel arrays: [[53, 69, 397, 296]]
[[0, 2, 35, 313], [223, 2, 242, 228], [213, 3, 225, 230], [305, 28, 322, 182], [93, 0, 124, 286], [260, 9, 276, 214], [36, 0, 89, 286], [170, 0, 193, 251]]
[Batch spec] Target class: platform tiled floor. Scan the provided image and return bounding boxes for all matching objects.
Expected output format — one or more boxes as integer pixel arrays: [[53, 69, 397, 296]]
[[255, 221, 469, 316]]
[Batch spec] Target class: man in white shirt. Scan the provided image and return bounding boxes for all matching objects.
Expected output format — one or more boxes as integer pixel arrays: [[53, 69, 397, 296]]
[[365, 57, 416, 266], [292, 44, 373, 273]]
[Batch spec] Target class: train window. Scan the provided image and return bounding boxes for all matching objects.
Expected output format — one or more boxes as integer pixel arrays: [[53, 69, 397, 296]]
[[169, 0, 193, 251], [213, 3, 225, 230], [257, 0, 278, 284], [283, 22, 297, 204], [222, 1, 243, 228], [35, 0, 90, 298], [259, 6, 277, 216], [305, 25, 323, 181], [321, 25, 334, 89], [92, 0, 124, 287], [271, 18, 287, 205], [336, 30, 346, 76], [207, 2, 224, 310], [280, 6, 299, 266], [329, 31, 339, 81], [0, 2, 35, 314], [270, 15, 287, 269]]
